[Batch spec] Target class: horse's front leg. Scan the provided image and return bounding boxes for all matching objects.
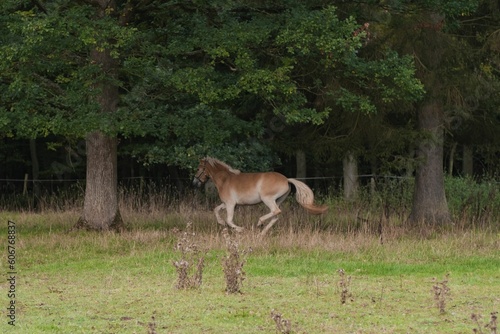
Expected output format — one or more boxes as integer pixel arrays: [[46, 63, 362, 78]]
[[214, 203, 227, 226], [225, 202, 244, 232]]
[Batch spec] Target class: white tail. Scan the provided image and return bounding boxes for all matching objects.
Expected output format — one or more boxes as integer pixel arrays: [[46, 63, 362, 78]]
[[287, 179, 328, 214]]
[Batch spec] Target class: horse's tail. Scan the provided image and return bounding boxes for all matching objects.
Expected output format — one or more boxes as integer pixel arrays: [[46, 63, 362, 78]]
[[287, 178, 328, 215]]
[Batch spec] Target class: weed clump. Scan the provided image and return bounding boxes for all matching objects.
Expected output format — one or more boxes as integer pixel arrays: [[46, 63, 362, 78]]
[[338, 269, 353, 304], [221, 228, 250, 294], [172, 222, 205, 290], [490, 312, 499, 334], [432, 274, 450, 314], [147, 312, 157, 334], [472, 312, 498, 334], [271, 309, 292, 334]]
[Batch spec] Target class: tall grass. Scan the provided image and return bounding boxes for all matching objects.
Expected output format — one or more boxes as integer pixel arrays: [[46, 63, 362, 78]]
[[1, 176, 499, 233]]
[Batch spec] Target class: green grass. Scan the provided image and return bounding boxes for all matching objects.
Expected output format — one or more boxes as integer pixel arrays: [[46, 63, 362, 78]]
[[1, 210, 499, 333]]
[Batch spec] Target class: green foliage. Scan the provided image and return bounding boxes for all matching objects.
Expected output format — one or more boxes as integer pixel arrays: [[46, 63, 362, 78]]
[[381, 0, 479, 20], [276, 7, 362, 59], [139, 2, 425, 167], [367, 176, 415, 213], [445, 176, 500, 224], [121, 105, 276, 171], [163, 3, 423, 122], [3, 0, 491, 177], [0, 0, 137, 138]]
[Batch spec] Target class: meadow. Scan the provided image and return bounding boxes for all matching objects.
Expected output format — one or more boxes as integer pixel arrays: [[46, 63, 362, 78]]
[[0, 181, 499, 333]]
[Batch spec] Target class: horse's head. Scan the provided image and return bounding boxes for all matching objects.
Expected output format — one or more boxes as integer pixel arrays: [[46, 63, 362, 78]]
[[192, 158, 209, 187]]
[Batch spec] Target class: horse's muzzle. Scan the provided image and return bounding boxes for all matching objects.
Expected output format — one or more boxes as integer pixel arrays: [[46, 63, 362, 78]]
[[192, 178, 202, 187]]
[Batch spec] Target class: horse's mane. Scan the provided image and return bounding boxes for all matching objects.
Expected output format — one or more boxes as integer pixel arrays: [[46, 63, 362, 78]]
[[205, 157, 241, 175]]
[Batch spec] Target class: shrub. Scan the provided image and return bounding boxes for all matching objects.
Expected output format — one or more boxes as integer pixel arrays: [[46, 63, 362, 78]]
[[221, 228, 250, 294], [338, 268, 353, 304], [445, 176, 500, 227], [432, 274, 450, 314], [172, 222, 205, 290], [271, 310, 292, 334]]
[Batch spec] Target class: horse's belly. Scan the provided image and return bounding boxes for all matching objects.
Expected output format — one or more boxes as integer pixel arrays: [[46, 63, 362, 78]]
[[235, 192, 261, 205]]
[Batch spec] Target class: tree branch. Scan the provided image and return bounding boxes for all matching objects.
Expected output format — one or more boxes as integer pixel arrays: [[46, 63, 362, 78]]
[[31, 0, 48, 14]]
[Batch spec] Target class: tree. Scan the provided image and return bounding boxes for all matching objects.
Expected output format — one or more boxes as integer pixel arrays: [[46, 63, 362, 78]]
[[448, 0, 500, 178], [359, 0, 481, 224], [152, 2, 424, 172], [74, 0, 123, 231], [0, 0, 138, 230], [408, 11, 452, 224]]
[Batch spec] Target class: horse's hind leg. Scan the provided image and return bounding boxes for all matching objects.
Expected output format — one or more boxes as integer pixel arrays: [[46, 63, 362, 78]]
[[257, 206, 281, 228], [258, 188, 289, 235], [258, 198, 281, 236], [260, 217, 279, 236], [276, 187, 291, 207]]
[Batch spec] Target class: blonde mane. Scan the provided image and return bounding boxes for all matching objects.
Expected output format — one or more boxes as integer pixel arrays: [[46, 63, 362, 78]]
[[205, 157, 241, 175]]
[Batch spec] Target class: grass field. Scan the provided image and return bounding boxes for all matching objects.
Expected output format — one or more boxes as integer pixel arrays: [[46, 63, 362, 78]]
[[1, 202, 499, 333]]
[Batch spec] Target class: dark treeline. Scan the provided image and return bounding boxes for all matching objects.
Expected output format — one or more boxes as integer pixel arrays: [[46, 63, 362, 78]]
[[1, 0, 499, 229]]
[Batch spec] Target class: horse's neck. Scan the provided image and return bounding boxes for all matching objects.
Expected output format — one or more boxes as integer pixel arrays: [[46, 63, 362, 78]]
[[208, 165, 233, 184]]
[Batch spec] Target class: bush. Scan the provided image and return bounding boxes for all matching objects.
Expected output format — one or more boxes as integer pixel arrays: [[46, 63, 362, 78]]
[[445, 176, 500, 227], [172, 222, 205, 290]]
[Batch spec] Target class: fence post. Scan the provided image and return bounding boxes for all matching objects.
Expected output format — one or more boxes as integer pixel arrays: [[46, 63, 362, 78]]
[[23, 174, 29, 195]]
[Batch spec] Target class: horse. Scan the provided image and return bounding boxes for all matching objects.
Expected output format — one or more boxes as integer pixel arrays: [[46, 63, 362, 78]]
[[193, 157, 328, 236]]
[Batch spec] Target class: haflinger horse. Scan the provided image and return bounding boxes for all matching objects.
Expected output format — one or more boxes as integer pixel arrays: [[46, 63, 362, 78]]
[[193, 157, 328, 236]]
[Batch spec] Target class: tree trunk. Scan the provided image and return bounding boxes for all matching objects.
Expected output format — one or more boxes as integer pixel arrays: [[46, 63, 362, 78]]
[[409, 101, 450, 224], [406, 147, 416, 178], [462, 145, 473, 177], [76, 132, 122, 231], [343, 152, 358, 201], [448, 142, 457, 175], [75, 0, 123, 231], [29, 138, 40, 208], [296, 149, 307, 179], [408, 11, 451, 225]]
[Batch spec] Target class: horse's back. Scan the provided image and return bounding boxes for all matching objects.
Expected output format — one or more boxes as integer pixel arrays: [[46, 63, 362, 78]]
[[242, 171, 289, 194], [225, 171, 289, 202], [236, 171, 287, 185]]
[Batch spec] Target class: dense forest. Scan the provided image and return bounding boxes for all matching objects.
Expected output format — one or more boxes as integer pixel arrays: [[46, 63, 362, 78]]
[[1, 0, 499, 230]]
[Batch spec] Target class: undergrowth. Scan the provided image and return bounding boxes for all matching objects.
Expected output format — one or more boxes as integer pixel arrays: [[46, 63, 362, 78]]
[[1, 176, 499, 232]]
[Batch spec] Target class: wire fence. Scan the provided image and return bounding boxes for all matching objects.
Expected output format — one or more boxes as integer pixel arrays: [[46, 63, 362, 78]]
[[0, 173, 416, 201], [0, 174, 412, 183], [2, 173, 500, 229]]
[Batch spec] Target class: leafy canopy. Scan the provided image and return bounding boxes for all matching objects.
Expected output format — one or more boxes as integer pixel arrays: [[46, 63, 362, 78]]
[[1, 0, 424, 170]]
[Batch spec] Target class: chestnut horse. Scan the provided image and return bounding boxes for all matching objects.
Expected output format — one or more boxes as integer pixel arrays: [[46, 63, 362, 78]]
[[193, 157, 327, 235]]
